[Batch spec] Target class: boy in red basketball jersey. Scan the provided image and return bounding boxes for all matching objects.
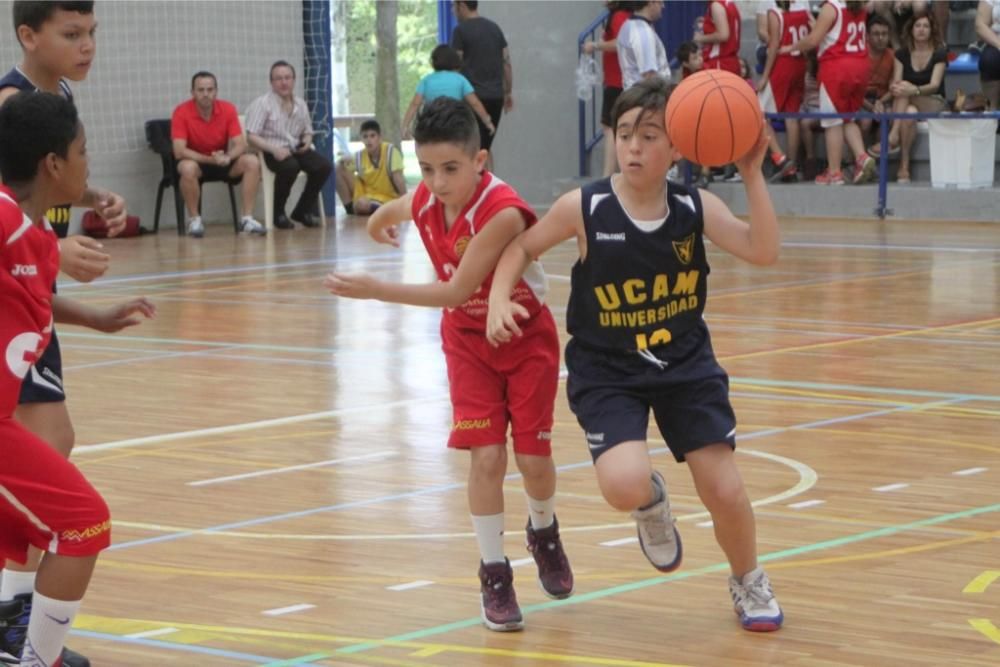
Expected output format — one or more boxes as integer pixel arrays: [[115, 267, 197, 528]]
[[487, 77, 784, 632], [697, 0, 742, 74], [785, 0, 876, 185], [325, 97, 573, 632], [758, 0, 812, 181], [0, 92, 115, 667]]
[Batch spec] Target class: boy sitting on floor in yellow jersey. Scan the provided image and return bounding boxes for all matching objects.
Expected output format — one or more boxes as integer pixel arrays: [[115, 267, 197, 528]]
[[334, 119, 407, 216]]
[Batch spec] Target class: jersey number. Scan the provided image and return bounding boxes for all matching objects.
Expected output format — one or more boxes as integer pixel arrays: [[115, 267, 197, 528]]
[[845, 22, 866, 53], [635, 329, 672, 350], [787, 25, 808, 44]]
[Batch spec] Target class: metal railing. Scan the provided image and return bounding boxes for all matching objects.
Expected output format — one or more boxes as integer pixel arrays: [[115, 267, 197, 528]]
[[577, 10, 608, 178], [745, 110, 1000, 219]]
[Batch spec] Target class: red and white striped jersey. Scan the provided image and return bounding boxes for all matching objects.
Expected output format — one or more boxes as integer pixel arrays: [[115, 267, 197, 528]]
[[818, 0, 868, 62]]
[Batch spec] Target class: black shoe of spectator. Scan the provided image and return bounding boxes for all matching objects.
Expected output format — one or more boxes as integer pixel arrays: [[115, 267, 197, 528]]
[[293, 213, 322, 228], [273, 214, 294, 230]]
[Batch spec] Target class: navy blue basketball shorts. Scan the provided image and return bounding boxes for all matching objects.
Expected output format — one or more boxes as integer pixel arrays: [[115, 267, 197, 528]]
[[566, 336, 736, 463], [18, 329, 66, 404]]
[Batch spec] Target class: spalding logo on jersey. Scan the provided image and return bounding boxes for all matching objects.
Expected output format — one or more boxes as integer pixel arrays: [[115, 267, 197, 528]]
[[5, 331, 43, 379], [672, 233, 695, 266]]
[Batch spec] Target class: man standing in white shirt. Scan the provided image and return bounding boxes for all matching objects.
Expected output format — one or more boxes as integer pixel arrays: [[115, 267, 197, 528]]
[[616, 1, 670, 90]]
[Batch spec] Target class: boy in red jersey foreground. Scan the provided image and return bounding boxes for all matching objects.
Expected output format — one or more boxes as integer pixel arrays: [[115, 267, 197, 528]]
[[324, 97, 573, 632], [0, 91, 118, 667]]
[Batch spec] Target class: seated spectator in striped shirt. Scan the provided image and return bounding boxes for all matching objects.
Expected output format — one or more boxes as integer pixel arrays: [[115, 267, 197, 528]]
[[171, 71, 265, 237], [245, 60, 332, 229], [334, 119, 406, 217], [401, 45, 495, 140]]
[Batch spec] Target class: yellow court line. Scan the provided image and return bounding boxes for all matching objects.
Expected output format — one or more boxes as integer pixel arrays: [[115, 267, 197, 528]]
[[799, 426, 1000, 455], [766, 530, 1000, 570], [721, 316, 1000, 362], [709, 259, 999, 303], [75, 614, 688, 667], [964, 571, 1000, 594], [968, 619, 1000, 646]]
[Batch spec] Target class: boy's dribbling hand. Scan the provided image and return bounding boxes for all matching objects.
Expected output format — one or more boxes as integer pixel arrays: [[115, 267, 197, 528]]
[[734, 121, 769, 175], [60, 235, 110, 282], [486, 300, 530, 347], [324, 272, 381, 300], [91, 297, 156, 333]]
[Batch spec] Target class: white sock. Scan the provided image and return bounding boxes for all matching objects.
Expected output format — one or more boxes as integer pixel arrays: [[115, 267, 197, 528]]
[[19, 591, 81, 666], [188, 215, 201, 223], [526, 494, 556, 530], [471, 513, 506, 564], [0, 569, 36, 600]]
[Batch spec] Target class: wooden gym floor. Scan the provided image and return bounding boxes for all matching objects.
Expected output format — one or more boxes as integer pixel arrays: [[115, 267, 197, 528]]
[[47, 214, 999, 666]]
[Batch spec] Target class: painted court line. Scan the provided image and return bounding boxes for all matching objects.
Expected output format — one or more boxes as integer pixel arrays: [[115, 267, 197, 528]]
[[108, 397, 956, 552], [188, 451, 394, 487], [262, 604, 315, 617], [386, 580, 434, 592], [696, 520, 714, 528], [509, 557, 535, 568], [125, 627, 178, 639], [75, 394, 449, 454], [333, 502, 1000, 656], [954, 467, 988, 476], [788, 499, 825, 509], [600, 537, 638, 547], [873, 483, 910, 492], [71, 629, 271, 664]]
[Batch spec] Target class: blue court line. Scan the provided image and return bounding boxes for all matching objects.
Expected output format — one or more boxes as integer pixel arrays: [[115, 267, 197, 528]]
[[58, 250, 409, 290], [733, 377, 1000, 402], [781, 241, 1000, 253], [334, 501, 1000, 655], [68, 629, 273, 663], [108, 396, 968, 552]]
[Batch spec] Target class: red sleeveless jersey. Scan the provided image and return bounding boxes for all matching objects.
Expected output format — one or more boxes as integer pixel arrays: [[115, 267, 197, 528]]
[[818, 0, 868, 62], [410, 172, 547, 332], [0, 186, 59, 416], [702, 0, 741, 62], [771, 3, 812, 59]]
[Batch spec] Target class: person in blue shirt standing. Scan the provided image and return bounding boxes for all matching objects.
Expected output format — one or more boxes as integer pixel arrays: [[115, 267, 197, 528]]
[[403, 45, 495, 140]]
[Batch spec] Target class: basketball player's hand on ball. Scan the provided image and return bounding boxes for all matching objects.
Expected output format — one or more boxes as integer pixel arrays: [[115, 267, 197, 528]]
[[90, 297, 156, 333], [93, 190, 128, 237], [734, 121, 769, 176], [60, 235, 110, 282], [486, 300, 530, 347], [324, 272, 381, 300]]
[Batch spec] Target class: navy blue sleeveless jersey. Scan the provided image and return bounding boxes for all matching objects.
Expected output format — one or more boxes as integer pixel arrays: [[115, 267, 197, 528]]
[[0, 67, 74, 239], [566, 177, 710, 353]]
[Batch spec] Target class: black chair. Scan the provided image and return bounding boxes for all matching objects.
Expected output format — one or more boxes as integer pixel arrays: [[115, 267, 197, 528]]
[[144, 119, 242, 236]]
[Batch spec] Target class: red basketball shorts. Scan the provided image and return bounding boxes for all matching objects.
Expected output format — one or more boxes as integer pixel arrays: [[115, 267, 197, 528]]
[[818, 57, 870, 127], [0, 418, 111, 564], [761, 57, 806, 113], [704, 55, 741, 75], [441, 307, 560, 456]]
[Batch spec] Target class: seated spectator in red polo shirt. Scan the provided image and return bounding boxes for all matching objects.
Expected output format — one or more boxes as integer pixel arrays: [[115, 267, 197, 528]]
[[171, 71, 265, 238]]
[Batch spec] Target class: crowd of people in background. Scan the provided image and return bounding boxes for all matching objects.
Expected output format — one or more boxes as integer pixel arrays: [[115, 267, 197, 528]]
[[578, 0, 997, 188]]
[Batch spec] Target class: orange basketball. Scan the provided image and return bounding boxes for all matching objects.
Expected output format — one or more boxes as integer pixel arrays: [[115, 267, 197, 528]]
[[665, 69, 762, 167]]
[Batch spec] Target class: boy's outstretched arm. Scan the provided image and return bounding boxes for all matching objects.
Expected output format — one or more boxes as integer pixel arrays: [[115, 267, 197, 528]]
[[365, 192, 414, 247], [52, 295, 156, 333], [486, 189, 583, 347], [701, 126, 780, 266], [327, 207, 527, 309]]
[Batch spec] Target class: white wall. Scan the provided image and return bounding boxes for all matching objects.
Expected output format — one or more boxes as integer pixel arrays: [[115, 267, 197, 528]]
[[0, 0, 304, 231]]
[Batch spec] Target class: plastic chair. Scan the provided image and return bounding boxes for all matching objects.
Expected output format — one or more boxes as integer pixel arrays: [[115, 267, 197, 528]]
[[144, 118, 242, 236], [259, 152, 327, 230]]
